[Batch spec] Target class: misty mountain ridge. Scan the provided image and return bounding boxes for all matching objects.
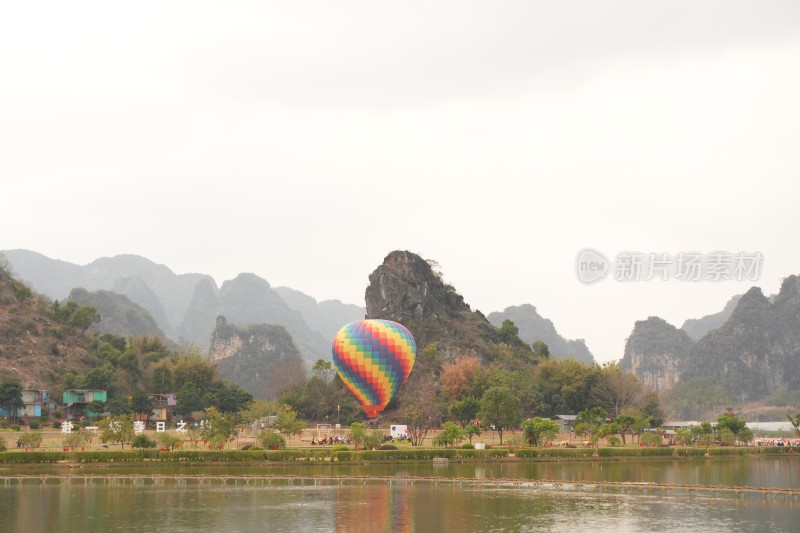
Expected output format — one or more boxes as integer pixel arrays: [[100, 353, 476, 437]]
[[488, 304, 595, 364], [1, 249, 363, 365], [622, 275, 800, 407]]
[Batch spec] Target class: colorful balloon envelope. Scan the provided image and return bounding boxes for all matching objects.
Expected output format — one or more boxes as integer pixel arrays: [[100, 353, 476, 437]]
[[332, 319, 417, 418]]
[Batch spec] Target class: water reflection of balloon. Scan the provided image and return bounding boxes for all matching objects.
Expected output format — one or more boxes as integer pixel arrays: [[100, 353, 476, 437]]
[[331, 319, 416, 418]]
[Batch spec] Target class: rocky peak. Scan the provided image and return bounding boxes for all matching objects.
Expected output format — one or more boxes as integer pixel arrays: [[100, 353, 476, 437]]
[[365, 250, 469, 325], [364, 251, 532, 364]]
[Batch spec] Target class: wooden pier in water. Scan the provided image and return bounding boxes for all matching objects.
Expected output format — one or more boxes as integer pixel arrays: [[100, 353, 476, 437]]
[[2, 474, 798, 501]]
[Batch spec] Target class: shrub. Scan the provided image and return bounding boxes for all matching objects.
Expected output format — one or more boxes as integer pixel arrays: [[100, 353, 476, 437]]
[[461, 443, 475, 449], [18, 432, 43, 448], [132, 435, 157, 449], [331, 445, 349, 453], [607, 436, 623, 447], [378, 444, 398, 450], [10, 425, 20, 432], [28, 420, 41, 430], [260, 431, 286, 450], [157, 432, 183, 451], [0, 437, 6, 452]]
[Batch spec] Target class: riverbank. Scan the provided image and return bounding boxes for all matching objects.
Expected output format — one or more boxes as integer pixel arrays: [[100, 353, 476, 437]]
[[1, 445, 797, 465]]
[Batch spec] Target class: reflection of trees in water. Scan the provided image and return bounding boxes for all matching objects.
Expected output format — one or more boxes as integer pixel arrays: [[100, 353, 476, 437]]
[[334, 483, 418, 533]]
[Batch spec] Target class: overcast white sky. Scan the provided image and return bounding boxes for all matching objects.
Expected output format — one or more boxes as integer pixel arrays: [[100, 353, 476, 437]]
[[3, 2, 800, 363]]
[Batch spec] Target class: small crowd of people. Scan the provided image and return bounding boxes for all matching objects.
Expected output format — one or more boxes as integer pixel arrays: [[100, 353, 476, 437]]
[[311, 435, 351, 445], [753, 439, 800, 447]]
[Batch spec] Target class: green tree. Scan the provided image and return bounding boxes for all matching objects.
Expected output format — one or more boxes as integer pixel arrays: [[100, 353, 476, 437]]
[[531, 341, 550, 358], [362, 430, 384, 450], [639, 431, 662, 447], [399, 372, 445, 446], [676, 428, 692, 446], [615, 408, 648, 445], [131, 390, 154, 418], [738, 427, 754, 445], [590, 363, 646, 417], [718, 428, 736, 446], [99, 415, 135, 450], [465, 424, 481, 444], [0, 379, 24, 423], [86, 400, 107, 419], [691, 422, 714, 446], [716, 408, 748, 438], [531, 359, 600, 416], [69, 305, 101, 332], [349, 422, 367, 448], [206, 381, 253, 413], [479, 386, 522, 445], [312, 359, 335, 383], [199, 407, 236, 447], [449, 396, 480, 427], [63, 431, 88, 451], [132, 434, 157, 449], [176, 382, 205, 415], [521, 417, 560, 447], [433, 422, 465, 448], [273, 404, 307, 438], [498, 319, 520, 343], [574, 406, 608, 445], [260, 430, 286, 449]]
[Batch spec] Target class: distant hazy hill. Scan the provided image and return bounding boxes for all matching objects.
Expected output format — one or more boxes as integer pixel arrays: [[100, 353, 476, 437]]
[[487, 304, 595, 364], [1, 249, 210, 337], [2, 250, 356, 363], [68, 288, 166, 339], [622, 276, 800, 404], [179, 273, 329, 363], [274, 286, 365, 342], [680, 294, 742, 340]]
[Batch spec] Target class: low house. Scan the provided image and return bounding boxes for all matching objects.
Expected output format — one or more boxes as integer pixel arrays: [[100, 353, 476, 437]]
[[553, 415, 577, 429], [62, 389, 107, 418], [149, 393, 177, 421], [661, 421, 700, 430], [0, 389, 48, 419]]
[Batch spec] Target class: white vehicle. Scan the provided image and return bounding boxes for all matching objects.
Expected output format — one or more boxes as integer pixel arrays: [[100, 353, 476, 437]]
[[389, 424, 408, 439]]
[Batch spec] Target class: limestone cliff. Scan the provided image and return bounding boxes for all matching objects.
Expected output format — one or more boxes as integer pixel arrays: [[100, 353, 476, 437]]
[[683, 281, 800, 402], [623, 276, 800, 403], [209, 316, 305, 398], [179, 273, 328, 362], [620, 317, 694, 394]]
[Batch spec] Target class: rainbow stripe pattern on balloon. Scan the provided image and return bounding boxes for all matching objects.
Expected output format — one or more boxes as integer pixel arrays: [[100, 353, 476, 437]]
[[331, 319, 417, 418]]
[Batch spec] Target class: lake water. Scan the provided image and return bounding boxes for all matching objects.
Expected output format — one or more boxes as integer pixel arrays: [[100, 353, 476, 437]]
[[2, 457, 798, 532]]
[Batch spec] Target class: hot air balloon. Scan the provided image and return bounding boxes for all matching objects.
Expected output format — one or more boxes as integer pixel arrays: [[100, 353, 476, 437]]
[[331, 319, 416, 418]]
